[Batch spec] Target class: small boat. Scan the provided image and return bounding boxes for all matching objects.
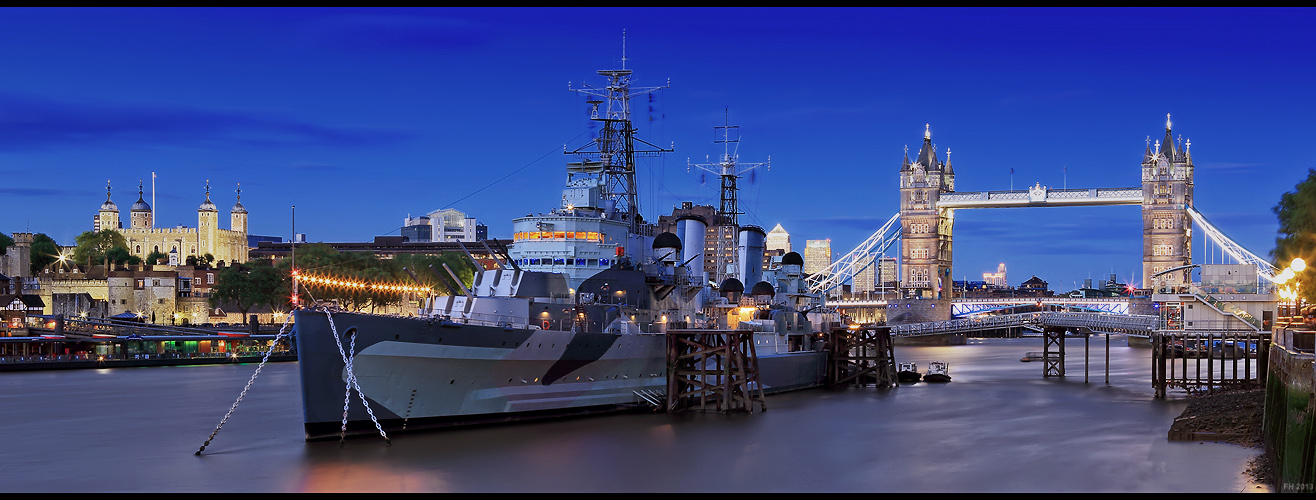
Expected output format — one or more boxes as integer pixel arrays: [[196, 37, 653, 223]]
[[897, 362, 922, 383], [1020, 351, 1059, 362], [923, 361, 951, 383]]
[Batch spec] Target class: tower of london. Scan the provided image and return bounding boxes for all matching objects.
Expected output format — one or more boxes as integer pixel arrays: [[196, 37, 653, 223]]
[[94, 180, 249, 265]]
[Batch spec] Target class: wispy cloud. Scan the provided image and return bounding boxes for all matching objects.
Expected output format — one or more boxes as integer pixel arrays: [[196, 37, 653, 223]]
[[0, 187, 92, 198], [296, 12, 493, 53], [0, 92, 413, 152], [285, 162, 346, 173], [1196, 162, 1265, 174]]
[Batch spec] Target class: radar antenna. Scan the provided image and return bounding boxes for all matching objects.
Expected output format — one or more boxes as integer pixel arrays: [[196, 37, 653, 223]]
[[565, 31, 673, 235], [687, 108, 770, 283]]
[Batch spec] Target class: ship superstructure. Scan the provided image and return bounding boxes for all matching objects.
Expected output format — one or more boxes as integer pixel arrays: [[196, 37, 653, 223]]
[[509, 40, 673, 290], [293, 40, 828, 441]]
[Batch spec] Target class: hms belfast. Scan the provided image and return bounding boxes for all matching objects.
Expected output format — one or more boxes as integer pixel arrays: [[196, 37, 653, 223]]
[[292, 42, 828, 441]]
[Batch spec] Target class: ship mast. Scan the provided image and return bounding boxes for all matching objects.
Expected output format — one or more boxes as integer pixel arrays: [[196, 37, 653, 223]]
[[566, 30, 673, 235], [688, 109, 769, 283]]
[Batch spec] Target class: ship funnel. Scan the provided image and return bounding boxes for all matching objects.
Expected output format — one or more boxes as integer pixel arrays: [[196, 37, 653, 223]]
[[738, 225, 766, 287], [676, 215, 707, 278]]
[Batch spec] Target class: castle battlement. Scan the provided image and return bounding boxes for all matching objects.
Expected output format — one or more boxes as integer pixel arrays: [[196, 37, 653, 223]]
[[94, 180, 249, 265]]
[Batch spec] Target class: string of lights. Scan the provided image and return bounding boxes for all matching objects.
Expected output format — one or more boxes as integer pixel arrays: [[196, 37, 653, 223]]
[[294, 272, 434, 295]]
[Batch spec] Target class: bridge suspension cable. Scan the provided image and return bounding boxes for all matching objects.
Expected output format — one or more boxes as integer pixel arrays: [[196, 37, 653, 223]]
[[807, 212, 901, 294], [1186, 206, 1279, 282]]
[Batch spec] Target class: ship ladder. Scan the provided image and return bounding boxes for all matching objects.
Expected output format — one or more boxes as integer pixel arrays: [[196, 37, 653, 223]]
[[632, 389, 667, 409]]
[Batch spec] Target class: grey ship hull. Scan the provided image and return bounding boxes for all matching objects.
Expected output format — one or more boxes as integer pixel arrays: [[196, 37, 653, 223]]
[[295, 309, 827, 440]]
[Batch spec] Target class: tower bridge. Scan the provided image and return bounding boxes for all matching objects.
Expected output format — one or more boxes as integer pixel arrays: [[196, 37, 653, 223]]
[[800, 116, 1277, 394], [807, 115, 1279, 304]]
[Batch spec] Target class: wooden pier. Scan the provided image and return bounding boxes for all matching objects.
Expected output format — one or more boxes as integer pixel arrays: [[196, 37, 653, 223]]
[[665, 329, 766, 413], [1151, 331, 1269, 398], [827, 325, 896, 388]]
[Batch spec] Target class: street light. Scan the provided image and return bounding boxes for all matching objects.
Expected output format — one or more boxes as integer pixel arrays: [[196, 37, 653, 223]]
[[1275, 257, 1308, 323]]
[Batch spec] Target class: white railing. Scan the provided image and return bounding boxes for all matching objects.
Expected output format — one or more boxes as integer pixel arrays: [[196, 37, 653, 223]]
[[891, 312, 1158, 337]]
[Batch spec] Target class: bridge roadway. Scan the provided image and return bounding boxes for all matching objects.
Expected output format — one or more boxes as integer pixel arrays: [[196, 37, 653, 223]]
[[831, 296, 1136, 318], [888, 311, 1158, 338]]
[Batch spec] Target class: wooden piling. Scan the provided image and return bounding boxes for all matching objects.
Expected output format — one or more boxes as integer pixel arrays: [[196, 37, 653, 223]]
[[665, 329, 766, 414], [1150, 330, 1270, 398], [826, 325, 895, 389]]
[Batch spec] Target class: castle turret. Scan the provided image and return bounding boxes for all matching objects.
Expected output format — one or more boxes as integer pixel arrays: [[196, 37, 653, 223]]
[[1141, 114, 1194, 288], [899, 124, 955, 299], [230, 183, 248, 234], [198, 181, 219, 259], [97, 180, 121, 232], [130, 179, 153, 230]]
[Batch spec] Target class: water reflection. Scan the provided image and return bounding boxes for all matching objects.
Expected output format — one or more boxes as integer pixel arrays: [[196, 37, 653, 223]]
[[0, 337, 1270, 492]]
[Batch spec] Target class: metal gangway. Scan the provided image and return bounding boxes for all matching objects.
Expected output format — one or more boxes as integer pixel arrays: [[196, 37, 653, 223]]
[[889, 311, 1158, 338]]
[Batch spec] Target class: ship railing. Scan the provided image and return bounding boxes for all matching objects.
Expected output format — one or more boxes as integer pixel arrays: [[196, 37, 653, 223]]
[[445, 312, 531, 329]]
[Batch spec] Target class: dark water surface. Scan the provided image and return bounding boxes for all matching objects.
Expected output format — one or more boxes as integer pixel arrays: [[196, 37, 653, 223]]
[[1, 337, 1272, 492]]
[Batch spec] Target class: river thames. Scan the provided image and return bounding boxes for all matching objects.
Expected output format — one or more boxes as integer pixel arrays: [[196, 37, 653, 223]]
[[0, 337, 1272, 492]]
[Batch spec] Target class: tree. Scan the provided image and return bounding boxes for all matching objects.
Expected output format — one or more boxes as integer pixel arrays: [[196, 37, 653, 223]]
[[105, 246, 141, 267], [210, 261, 289, 321], [0, 232, 12, 256], [1272, 168, 1316, 301], [29, 234, 59, 274], [285, 245, 478, 312], [72, 230, 129, 268], [145, 250, 168, 266]]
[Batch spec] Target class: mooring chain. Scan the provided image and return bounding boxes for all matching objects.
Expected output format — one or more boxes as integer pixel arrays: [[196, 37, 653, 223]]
[[195, 311, 295, 455], [340, 331, 355, 443], [323, 309, 391, 445]]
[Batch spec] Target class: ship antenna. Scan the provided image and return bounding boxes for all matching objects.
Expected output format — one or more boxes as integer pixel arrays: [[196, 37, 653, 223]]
[[621, 29, 627, 70], [686, 108, 769, 283], [565, 31, 672, 236]]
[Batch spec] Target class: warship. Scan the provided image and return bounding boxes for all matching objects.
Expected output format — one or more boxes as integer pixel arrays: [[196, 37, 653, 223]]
[[293, 47, 832, 440]]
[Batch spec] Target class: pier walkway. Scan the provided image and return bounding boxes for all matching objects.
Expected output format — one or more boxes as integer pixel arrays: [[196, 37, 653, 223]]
[[889, 311, 1158, 338]]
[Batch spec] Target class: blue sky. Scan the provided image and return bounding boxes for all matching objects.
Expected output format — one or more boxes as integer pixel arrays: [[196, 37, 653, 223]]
[[1, 7, 1312, 291]]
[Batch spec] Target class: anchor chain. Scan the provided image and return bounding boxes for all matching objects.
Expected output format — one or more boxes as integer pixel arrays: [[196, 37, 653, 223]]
[[195, 311, 294, 455], [324, 308, 391, 445]]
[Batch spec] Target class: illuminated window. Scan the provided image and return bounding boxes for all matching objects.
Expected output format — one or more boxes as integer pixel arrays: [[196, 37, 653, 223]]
[[565, 231, 575, 239], [554, 231, 565, 239], [1154, 244, 1173, 256]]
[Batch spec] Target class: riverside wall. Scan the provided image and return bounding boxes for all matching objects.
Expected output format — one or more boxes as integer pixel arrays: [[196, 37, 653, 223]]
[[1263, 328, 1315, 493]]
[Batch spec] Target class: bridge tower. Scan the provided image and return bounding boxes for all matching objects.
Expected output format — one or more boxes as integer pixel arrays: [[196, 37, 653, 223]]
[[899, 124, 955, 299], [1141, 114, 1194, 289]]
